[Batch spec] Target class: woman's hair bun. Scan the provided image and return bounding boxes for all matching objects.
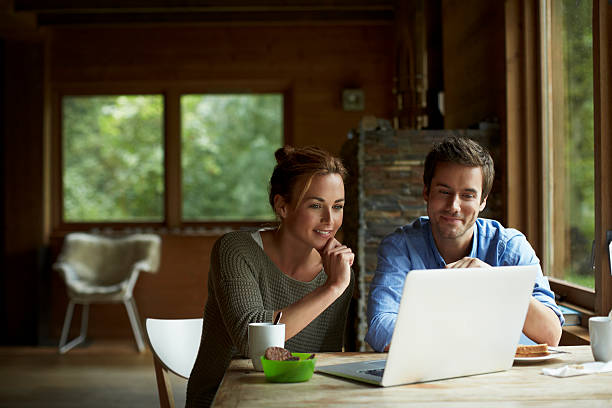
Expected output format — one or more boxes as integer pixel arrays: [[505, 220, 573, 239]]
[[269, 145, 347, 211], [274, 146, 295, 164]]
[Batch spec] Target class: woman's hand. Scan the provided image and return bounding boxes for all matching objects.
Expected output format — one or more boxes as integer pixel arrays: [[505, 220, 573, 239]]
[[272, 237, 354, 341], [318, 238, 354, 293]]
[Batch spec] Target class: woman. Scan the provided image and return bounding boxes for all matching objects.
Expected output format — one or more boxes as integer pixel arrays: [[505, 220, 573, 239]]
[[186, 145, 355, 407]]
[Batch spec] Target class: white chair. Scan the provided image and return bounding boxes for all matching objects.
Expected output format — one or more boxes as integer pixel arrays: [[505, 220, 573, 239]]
[[146, 318, 203, 408], [53, 232, 161, 353]]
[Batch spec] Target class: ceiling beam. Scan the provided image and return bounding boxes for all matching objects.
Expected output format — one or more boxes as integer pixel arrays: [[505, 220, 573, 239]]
[[15, 0, 395, 13], [14, 0, 395, 26]]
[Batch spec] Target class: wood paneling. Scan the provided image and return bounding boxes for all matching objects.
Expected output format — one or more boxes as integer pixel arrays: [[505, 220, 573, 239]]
[[16, 0, 395, 26], [441, 0, 506, 130], [440, 0, 507, 224], [164, 90, 181, 228], [1, 37, 45, 345], [504, 0, 543, 254], [48, 24, 394, 155], [15, 0, 394, 10], [40, 23, 394, 341], [593, 0, 612, 316]]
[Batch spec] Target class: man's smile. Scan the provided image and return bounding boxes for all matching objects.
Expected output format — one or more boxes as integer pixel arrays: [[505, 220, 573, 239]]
[[440, 214, 463, 224]]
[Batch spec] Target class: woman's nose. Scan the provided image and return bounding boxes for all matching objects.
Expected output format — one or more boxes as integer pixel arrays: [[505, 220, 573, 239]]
[[321, 208, 332, 222]]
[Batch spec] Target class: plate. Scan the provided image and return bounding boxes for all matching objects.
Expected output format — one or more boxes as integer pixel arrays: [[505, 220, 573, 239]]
[[513, 353, 561, 363]]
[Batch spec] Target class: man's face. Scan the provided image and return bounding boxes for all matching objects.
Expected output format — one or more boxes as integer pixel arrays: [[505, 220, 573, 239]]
[[423, 161, 487, 245]]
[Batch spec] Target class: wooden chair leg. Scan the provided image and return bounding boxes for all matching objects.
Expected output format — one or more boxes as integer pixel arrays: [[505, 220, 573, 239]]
[[153, 355, 175, 408]]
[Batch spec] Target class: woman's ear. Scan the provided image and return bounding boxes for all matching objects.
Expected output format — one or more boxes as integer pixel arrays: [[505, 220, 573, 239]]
[[273, 194, 289, 219]]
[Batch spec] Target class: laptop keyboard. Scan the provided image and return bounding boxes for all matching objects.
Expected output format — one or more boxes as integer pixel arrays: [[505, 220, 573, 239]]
[[360, 368, 385, 377]]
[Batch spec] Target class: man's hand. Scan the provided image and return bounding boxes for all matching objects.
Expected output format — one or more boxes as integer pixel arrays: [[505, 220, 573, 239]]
[[445, 257, 490, 268]]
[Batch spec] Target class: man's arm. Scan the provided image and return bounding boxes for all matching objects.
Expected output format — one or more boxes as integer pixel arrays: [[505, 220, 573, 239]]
[[447, 254, 564, 346], [523, 297, 562, 346], [365, 235, 411, 352], [506, 234, 564, 345]]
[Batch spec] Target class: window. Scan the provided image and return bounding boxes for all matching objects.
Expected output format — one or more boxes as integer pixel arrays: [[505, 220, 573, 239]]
[[62, 95, 164, 222], [59, 92, 284, 225], [181, 94, 283, 221], [543, 0, 594, 289], [507, 0, 612, 316]]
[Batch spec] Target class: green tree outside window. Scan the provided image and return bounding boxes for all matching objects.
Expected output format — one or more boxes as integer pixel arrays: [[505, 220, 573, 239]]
[[181, 94, 283, 221], [62, 95, 164, 222]]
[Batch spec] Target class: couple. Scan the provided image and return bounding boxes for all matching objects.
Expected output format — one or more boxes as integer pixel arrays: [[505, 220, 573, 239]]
[[186, 137, 564, 407]]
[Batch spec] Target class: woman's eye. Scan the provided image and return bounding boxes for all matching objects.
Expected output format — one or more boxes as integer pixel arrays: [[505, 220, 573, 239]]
[[462, 194, 475, 199], [309, 203, 321, 209], [333, 205, 344, 210]]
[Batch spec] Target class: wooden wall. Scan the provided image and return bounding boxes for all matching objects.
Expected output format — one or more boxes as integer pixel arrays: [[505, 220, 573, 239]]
[[441, 0, 506, 130], [41, 23, 394, 342], [3, 2, 511, 344], [1, 34, 45, 345], [48, 24, 394, 155], [441, 0, 507, 222]]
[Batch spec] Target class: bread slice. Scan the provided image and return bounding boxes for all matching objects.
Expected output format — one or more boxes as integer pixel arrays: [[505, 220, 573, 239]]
[[515, 343, 549, 357]]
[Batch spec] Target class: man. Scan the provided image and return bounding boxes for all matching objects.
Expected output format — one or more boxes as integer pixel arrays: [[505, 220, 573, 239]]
[[365, 136, 563, 352]]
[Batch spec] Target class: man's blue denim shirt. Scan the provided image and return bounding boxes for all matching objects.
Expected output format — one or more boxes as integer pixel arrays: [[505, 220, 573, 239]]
[[365, 216, 564, 352]]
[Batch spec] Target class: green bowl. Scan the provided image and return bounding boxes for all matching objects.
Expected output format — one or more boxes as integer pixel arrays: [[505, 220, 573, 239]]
[[260, 353, 316, 383]]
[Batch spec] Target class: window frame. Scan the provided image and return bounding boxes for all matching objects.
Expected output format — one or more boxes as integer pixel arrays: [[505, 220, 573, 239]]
[[542, 0, 596, 308], [505, 0, 612, 317], [50, 81, 291, 234]]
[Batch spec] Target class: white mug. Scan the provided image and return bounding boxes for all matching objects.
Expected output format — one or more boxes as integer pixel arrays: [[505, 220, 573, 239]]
[[248, 322, 285, 371], [589, 316, 612, 362]]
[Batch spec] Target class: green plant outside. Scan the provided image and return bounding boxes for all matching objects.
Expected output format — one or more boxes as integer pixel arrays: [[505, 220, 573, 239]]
[[560, 0, 594, 288], [62, 93, 282, 223], [181, 94, 282, 221], [63, 95, 164, 222]]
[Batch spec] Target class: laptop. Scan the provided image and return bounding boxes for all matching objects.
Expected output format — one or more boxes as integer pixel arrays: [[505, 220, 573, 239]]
[[318, 265, 538, 387]]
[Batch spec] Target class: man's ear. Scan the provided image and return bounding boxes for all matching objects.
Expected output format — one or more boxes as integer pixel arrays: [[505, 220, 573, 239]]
[[273, 194, 289, 219], [479, 195, 488, 212], [423, 185, 429, 202]]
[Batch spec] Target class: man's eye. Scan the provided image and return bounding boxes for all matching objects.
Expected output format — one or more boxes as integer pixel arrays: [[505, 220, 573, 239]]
[[462, 194, 475, 199]]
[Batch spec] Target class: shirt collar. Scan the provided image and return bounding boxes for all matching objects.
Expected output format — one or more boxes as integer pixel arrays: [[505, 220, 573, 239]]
[[423, 218, 446, 267], [468, 221, 479, 258]]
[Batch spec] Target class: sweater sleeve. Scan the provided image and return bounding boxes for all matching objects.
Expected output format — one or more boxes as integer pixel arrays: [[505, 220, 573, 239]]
[[210, 234, 275, 357]]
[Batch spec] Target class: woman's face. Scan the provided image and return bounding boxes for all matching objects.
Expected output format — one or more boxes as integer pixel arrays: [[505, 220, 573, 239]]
[[277, 173, 345, 251]]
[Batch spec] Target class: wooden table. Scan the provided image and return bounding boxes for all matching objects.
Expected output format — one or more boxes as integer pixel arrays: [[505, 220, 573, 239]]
[[212, 346, 612, 407]]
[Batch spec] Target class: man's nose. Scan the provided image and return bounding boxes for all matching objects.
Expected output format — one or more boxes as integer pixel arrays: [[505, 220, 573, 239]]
[[449, 194, 461, 212]]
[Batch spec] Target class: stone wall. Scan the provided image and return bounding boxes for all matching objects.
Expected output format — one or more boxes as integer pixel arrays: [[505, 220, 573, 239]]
[[341, 122, 501, 351]]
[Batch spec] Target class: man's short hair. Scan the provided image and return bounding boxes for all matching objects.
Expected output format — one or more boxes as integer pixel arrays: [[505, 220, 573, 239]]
[[423, 136, 494, 202]]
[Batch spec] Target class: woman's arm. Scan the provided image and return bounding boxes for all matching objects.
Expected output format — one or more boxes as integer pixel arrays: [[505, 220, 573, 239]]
[[211, 236, 274, 356], [211, 233, 354, 354], [273, 238, 354, 340]]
